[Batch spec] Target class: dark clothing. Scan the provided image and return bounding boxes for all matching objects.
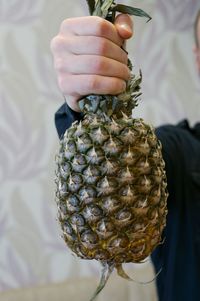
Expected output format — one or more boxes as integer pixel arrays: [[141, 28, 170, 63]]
[[152, 120, 200, 301], [55, 103, 200, 301], [55, 103, 83, 139]]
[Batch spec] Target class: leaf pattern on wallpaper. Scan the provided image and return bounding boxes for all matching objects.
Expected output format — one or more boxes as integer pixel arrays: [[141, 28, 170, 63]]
[[0, 246, 38, 290], [4, 189, 54, 286], [133, 24, 168, 107], [35, 44, 62, 102], [0, 95, 46, 182], [41, 197, 67, 252], [167, 37, 200, 121], [0, 209, 8, 238], [10, 188, 41, 236], [0, 0, 44, 23], [157, 0, 199, 31]]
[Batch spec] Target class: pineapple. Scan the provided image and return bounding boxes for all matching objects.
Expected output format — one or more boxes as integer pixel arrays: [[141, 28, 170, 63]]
[[55, 1, 168, 300]]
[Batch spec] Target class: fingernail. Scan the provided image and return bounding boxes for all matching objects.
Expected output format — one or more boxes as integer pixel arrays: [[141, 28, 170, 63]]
[[120, 23, 132, 34]]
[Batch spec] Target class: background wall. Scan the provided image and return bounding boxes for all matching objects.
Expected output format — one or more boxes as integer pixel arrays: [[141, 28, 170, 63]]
[[0, 0, 199, 300]]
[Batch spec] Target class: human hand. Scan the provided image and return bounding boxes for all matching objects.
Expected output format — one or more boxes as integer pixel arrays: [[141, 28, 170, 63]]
[[50, 14, 133, 112]]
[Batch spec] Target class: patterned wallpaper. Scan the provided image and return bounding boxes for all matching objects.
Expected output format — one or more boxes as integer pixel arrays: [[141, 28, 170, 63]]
[[0, 0, 199, 299]]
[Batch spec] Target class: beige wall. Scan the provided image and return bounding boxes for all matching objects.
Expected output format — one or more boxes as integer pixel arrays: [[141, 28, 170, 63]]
[[0, 0, 199, 300]]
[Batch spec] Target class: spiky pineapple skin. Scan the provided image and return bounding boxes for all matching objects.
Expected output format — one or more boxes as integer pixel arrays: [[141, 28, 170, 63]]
[[55, 112, 168, 264]]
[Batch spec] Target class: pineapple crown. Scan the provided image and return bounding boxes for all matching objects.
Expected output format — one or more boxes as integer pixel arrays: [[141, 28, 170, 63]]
[[86, 0, 151, 22], [79, 1, 151, 119]]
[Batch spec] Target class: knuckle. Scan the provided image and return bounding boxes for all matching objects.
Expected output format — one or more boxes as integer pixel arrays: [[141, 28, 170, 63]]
[[124, 66, 131, 80], [87, 76, 99, 91], [92, 57, 105, 73], [97, 39, 108, 55], [54, 58, 64, 72], [60, 18, 70, 33], [121, 51, 128, 65], [50, 36, 58, 53], [94, 17, 109, 36], [58, 76, 67, 93], [60, 18, 72, 33], [111, 79, 126, 94]]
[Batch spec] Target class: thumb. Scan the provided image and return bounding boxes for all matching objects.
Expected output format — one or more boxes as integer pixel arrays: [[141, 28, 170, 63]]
[[114, 14, 133, 40]]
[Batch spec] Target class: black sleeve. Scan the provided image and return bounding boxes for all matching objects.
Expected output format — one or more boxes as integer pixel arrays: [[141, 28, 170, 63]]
[[155, 125, 181, 196], [55, 103, 84, 139]]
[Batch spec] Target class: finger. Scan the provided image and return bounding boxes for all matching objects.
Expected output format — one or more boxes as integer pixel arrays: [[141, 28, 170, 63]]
[[65, 95, 82, 112], [114, 14, 133, 40], [58, 74, 126, 100], [54, 55, 130, 81], [51, 35, 128, 64], [60, 16, 124, 47]]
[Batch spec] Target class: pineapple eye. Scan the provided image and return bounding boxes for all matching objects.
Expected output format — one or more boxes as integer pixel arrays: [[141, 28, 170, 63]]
[[103, 136, 122, 156], [70, 213, 85, 227], [102, 196, 120, 213], [71, 174, 82, 184], [97, 218, 115, 233], [89, 204, 103, 217], [120, 185, 133, 197], [74, 121, 84, 137], [66, 126, 77, 137], [83, 204, 103, 222], [109, 119, 121, 134], [151, 167, 163, 184], [115, 210, 132, 221], [120, 128, 137, 145], [150, 148, 162, 165], [130, 244, 145, 255], [108, 235, 129, 249], [59, 163, 71, 179], [86, 147, 104, 164], [62, 221, 73, 235], [73, 154, 87, 165], [64, 140, 77, 160], [76, 134, 93, 153], [81, 230, 98, 245], [83, 166, 101, 185], [134, 198, 148, 208], [58, 202, 67, 216], [57, 181, 68, 198], [78, 187, 97, 205], [135, 157, 151, 174], [118, 166, 134, 184], [79, 133, 92, 145], [66, 195, 80, 213], [120, 147, 137, 165], [66, 140, 76, 151], [89, 127, 109, 144], [132, 222, 145, 232], [101, 159, 116, 175], [97, 176, 117, 190], [67, 174, 83, 192]]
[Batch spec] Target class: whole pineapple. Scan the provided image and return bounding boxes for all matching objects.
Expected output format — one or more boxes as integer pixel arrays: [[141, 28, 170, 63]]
[[55, 1, 168, 300]]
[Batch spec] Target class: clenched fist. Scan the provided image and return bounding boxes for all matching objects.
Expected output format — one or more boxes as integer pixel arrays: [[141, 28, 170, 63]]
[[50, 14, 133, 112]]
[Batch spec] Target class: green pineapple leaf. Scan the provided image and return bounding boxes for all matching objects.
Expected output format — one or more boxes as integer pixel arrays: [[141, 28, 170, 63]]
[[86, 1, 151, 23], [86, 0, 96, 15], [112, 4, 152, 22], [101, 0, 114, 18]]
